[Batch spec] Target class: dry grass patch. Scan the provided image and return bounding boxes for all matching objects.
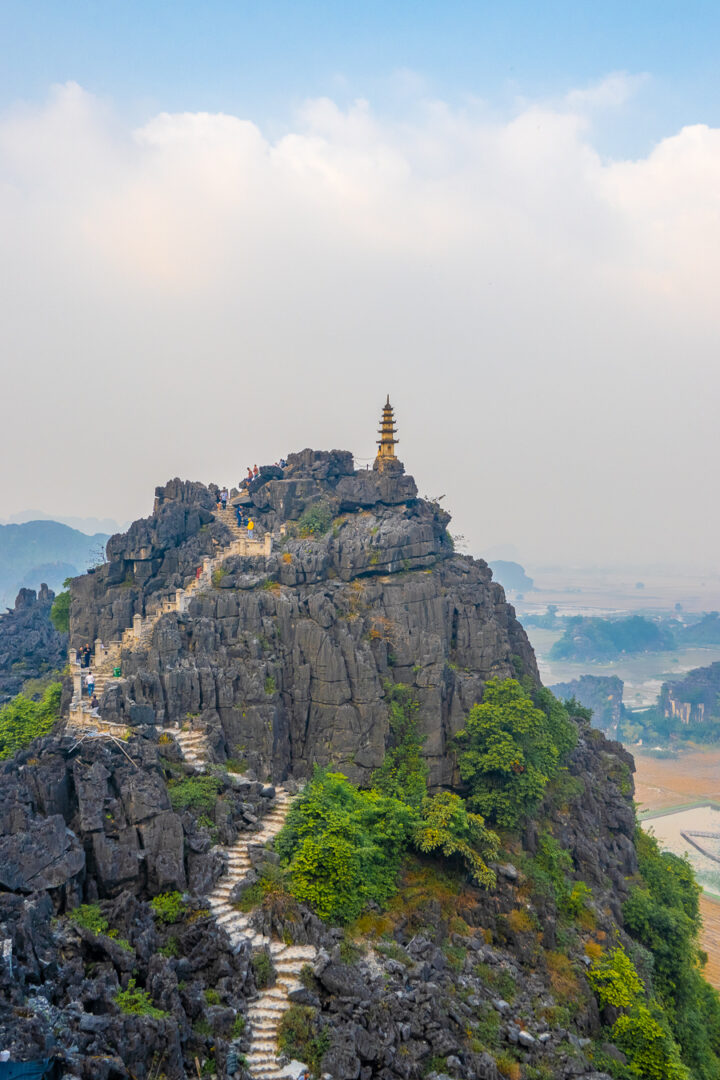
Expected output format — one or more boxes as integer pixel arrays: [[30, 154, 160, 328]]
[[545, 950, 581, 997]]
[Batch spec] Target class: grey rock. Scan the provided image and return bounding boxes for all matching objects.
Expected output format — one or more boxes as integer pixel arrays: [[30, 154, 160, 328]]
[[601, 1043, 628, 1065]]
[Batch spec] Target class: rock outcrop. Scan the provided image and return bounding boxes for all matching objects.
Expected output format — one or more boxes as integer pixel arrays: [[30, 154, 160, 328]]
[[0, 584, 67, 702], [71, 451, 537, 788]]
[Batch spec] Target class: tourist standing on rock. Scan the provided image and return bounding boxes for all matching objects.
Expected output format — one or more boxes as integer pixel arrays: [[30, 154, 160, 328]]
[[253, 464, 259, 479], [221, 487, 228, 510], [246, 466, 253, 484]]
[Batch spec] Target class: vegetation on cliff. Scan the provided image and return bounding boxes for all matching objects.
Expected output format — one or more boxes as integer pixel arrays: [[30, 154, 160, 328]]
[[455, 679, 577, 828], [0, 680, 61, 759], [621, 830, 720, 1079], [50, 586, 70, 633]]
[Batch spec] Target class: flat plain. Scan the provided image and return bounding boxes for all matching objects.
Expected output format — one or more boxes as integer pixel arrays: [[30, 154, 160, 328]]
[[634, 749, 720, 989]]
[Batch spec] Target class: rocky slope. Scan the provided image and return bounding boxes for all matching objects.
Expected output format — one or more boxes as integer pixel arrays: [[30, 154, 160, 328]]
[[0, 584, 67, 702]]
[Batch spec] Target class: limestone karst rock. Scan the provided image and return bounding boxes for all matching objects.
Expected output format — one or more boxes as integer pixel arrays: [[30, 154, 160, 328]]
[[0, 584, 67, 702], [0, 448, 665, 1080], [70, 450, 537, 787]]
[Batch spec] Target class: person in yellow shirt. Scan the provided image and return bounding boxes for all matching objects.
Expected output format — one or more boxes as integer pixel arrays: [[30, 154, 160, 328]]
[[247, 518, 254, 533]]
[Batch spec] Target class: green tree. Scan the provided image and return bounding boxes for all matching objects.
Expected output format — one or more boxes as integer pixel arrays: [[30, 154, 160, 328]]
[[588, 947, 644, 1010], [372, 682, 428, 809], [275, 769, 415, 923], [455, 679, 575, 828], [612, 1005, 691, 1080], [0, 682, 62, 760], [412, 791, 498, 887], [623, 829, 720, 1079], [50, 589, 70, 634]]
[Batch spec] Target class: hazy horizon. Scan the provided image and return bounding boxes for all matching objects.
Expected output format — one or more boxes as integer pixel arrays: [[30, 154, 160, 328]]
[[2, 3, 719, 567]]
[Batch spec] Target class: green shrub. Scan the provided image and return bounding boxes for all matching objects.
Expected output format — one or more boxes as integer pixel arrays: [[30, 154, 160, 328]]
[[159, 937, 180, 958], [264, 675, 276, 695], [376, 941, 412, 967], [588, 947, 644, 1009], [0, 682, 62, 760], [278, 1005, 330, 1072], [338, 937, 365, 964], [204, 988, 220, 1005], [297, 502, 334, 538], [566, 880, 592, 919], [528, 829, 579, 914], [225, 758, 246, 774], [612, 1005, 691, 1080], [474, 1004, 500, 1049], [372, 682, 428, 809], [67, 903, 108, 935], [275, 768, 415, 923], [252, 949, 275, 989], [412, 791, 498, 887], [115, 977, 168, 1018], [106, 929, 133, 951], [231, 1014, 246, 1038], [167, 775, 220, 814], [211, 567, 227, 587], [150, 891, 187, 924], [454, 679, 576, 828], [50, 590, 70, 633]]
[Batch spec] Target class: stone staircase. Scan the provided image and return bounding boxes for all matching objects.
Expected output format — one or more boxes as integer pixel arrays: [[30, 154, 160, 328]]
[[64, 506, 314, 1076], [67, 508, 273, 730], [159, 725, 209, 767], [206, 787, 316, 1079]]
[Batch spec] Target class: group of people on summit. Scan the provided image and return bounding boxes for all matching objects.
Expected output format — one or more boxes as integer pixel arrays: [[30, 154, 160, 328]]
[[214, 458, 287, 531]]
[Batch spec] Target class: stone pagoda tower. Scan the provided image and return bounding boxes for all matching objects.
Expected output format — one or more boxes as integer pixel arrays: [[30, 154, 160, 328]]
[[374, 396, 404, 474]]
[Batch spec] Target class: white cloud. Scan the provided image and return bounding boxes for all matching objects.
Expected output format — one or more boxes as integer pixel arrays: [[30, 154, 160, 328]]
[[0, 81, 718, 567], [565, 71, 649, 111]]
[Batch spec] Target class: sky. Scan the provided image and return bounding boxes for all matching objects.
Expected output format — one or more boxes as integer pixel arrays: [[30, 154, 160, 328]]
[[1, 1, 720, 567]]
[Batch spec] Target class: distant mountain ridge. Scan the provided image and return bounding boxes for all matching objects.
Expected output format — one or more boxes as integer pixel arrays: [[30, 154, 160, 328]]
[[0, 509, 126, 534], [0, 519, 109, 608]]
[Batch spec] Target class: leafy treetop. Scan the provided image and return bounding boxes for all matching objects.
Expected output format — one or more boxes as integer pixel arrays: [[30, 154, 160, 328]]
[[455, 678, 577, 828]]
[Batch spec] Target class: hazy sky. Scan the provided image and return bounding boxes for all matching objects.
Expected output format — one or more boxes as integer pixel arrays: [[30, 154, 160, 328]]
[[1, 2, 719, 566]]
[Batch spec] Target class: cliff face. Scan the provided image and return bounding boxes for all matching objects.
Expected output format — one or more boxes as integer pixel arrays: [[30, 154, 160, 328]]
[[72, 451, 537, 788], [660, 660, 720, 728], [549, 674, 626, 735], [0, 584, 67, 702]]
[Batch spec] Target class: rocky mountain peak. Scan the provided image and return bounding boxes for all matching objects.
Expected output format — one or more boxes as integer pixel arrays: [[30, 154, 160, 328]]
[[69, 450, 536, 788]]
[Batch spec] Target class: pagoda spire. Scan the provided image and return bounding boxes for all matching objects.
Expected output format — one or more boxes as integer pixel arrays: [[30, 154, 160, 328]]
[[375, 395, 399, 471]]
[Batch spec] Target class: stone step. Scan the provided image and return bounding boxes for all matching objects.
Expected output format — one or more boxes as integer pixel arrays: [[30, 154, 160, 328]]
[[248, 1004, 287, 1017], [271, 946, 316, 959]]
